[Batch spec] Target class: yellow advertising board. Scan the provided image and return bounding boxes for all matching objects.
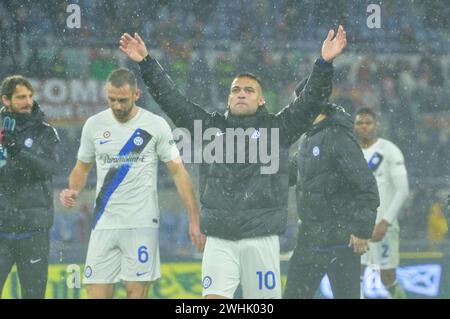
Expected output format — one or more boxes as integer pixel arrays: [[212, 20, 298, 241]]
[[2, 262, 203, 299]]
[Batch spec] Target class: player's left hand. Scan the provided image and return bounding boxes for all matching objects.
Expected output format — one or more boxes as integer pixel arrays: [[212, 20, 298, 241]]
[[189, 220, 206, 252], [119, 32, 149, 63], [321, 25, 347, 62], [371, 219, 390, 242], [349, 234, 369, 255]]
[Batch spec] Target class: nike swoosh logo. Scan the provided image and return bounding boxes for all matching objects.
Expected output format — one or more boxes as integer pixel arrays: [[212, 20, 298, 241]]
[[99, 140, 112, 145], [216, 131, 225, 137], [30, 259, 42, 264], [136, 271, 149, 277]]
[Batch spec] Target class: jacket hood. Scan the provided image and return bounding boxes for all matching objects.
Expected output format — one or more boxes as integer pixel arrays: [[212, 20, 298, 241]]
[[309, 103, 353, 134], [0, 101, 46, 131]]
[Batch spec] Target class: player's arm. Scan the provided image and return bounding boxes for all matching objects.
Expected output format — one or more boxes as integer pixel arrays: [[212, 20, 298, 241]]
[[60, 117, 95, 208], [59, 160, 94, 208], [69, 160, 94, 192], [372, 149, 410, 241], [277, 25, 347, 145], [119, 33, 211, 133], [332, 129, 380, 241], [165, 158, 206, 252], [155, 117, 205, 250]]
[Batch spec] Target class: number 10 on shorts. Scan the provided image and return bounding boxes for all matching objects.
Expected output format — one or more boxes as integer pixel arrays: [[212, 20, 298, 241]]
[[256, 271, 276, 290]]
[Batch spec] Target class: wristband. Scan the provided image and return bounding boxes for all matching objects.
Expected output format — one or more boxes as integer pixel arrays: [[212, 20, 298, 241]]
[[315, 57, 333, 66]]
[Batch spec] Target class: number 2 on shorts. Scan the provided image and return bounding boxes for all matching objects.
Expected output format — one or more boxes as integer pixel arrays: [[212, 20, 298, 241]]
[[381, 244, 389, 258]]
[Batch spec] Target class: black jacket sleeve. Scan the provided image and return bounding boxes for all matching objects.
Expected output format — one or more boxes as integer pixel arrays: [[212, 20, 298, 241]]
[[8, 125, 60, 178], [276, 59, 333, 146], [289, 152, 298, 187], [331, 128, 379, 239], [139, 55, 212, 133], [294, 77, 309, 97]]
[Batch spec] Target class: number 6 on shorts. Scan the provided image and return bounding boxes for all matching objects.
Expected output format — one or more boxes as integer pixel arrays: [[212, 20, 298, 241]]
[[138, 246, 149, 263]]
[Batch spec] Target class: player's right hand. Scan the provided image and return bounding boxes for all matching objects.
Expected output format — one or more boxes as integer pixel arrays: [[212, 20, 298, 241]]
[[348, 234, 369, 255], [119, 32, 149, 62], [189, 221, 206, 253], [59, 189, 79, 208]]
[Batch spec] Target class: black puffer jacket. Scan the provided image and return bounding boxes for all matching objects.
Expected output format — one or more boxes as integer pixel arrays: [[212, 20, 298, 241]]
[[140, 55, 333, 240], [295, 104, 379, 247], [0, 102, 60, 232]]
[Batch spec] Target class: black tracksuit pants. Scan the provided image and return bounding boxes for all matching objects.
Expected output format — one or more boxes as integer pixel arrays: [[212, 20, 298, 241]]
[[284, 239, 361, 299], [0, 230, 50, 299]]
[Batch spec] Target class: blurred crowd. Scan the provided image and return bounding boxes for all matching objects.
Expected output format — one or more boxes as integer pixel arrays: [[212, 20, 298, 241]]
[[1, 0, 449, 55]]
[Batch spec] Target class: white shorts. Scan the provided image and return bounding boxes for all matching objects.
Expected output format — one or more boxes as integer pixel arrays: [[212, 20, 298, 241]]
[[361, 227, 399, 270], [83, 228, 160, 284], [201, 235, 281, 299]]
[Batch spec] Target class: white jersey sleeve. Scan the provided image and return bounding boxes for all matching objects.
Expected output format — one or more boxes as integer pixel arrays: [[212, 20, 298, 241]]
[[77, 118, 96, 163], [156, 119, 180, 162], [383, 143, 409, 224]]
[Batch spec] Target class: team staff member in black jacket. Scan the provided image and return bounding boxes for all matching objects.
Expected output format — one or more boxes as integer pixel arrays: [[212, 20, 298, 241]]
[[119, 26, 347, 299], [284, 103, 379, 299], [0, 76, 60, 299]]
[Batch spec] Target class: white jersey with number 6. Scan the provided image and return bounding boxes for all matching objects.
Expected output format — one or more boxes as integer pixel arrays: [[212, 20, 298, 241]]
[[77, 107, 179, 230]]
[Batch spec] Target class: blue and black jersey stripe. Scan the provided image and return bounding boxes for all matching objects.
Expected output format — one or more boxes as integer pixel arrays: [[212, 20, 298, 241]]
[[367, 152, 384, 172], [92, 128, 152, 228]]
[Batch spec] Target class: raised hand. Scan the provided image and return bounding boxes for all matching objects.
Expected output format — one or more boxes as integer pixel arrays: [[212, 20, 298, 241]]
[[119, 32, 149, 63], [321, 25, 347, 62]]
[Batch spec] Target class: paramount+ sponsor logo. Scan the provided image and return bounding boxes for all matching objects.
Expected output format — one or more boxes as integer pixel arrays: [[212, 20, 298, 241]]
[[99, 154, 146, 165]]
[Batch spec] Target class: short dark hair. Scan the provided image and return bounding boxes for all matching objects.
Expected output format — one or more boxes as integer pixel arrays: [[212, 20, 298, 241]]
[[355, 107, 377, 120], [1, 75, 34, 100], [106, 68, 137, 91], [234, 72, 264, 91]]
